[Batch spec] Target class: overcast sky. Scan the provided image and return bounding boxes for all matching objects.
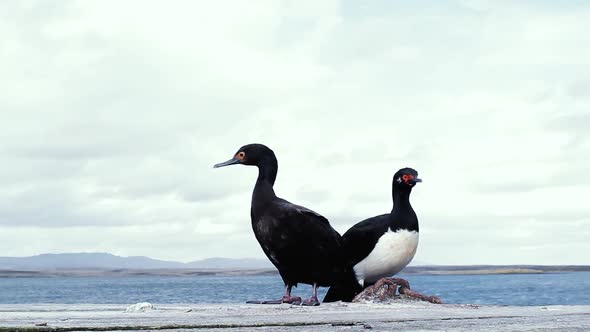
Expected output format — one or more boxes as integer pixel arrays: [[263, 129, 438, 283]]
[[1, 1, 589, 265]]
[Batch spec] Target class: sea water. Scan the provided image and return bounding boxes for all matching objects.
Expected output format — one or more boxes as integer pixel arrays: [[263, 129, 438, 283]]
[[1, 272, 589, 306]]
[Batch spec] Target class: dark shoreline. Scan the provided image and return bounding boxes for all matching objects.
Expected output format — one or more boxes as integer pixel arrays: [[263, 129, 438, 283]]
[[1, 265, 589, 278]]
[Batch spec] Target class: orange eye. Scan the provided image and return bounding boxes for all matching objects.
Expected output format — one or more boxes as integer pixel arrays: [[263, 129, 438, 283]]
[[402, 174, 413, 182], [236, 152, 246, 160]]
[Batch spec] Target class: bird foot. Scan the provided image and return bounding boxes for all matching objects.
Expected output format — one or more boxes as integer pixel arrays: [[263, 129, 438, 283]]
[[352, 277, 442, 304], [383, 277, 411, 289], [282, 296, 303, 305], [352, 277, 400, 302], [301, 296, 320, 306], [247, 296, 302, 305]]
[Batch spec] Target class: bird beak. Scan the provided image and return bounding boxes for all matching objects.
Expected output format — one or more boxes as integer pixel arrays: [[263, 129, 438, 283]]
[[409, 177, 422, 184], [213, 157, 241, 168]]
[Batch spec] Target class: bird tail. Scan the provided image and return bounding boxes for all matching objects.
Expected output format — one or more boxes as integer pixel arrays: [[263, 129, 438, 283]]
[[323, 269, 362, 303]]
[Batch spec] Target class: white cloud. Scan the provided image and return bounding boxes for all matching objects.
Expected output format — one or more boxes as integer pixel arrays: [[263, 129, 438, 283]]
[[0, 0, 588, 264]]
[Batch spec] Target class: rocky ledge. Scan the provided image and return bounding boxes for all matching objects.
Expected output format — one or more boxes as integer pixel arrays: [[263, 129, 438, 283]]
[[0, 301, 589, 332]]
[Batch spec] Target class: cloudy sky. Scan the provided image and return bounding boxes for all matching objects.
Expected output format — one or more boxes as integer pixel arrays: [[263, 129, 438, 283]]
[[1, 0, 588, 265]]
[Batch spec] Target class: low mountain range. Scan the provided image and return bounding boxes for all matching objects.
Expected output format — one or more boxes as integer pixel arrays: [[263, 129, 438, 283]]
[[1, 253, 588, 276], [0, 253, 273, 270]]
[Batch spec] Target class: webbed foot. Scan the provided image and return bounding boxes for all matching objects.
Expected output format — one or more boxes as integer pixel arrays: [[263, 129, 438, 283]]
[[301, 296, 320, 306]]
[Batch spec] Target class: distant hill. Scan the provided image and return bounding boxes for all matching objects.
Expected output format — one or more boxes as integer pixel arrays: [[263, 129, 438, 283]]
[[401, 265, 590, 274], [0, 253, 272, 270], [1, 253, 588, 277]]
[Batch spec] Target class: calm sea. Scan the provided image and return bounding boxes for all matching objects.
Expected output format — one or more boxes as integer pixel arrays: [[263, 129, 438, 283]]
[[1, 272, 589, 306]]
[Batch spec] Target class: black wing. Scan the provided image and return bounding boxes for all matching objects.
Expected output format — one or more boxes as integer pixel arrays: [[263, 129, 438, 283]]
[[256, 198, 344, 285], [273, 198, 343, 251], [341, 214, 390, 267], [324, 214, 391, 302]]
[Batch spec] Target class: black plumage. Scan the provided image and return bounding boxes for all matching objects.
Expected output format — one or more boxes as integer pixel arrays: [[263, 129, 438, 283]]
[[214, 143, 344, 306]]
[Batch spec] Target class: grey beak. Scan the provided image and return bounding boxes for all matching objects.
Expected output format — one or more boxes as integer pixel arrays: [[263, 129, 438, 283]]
[[213, 157, 241, 168], [410, 178, 423, 184]]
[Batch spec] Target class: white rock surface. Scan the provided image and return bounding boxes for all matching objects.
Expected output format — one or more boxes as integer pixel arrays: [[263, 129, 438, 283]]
[[125, 302, 154, 312], [0, 302, 589, 331]]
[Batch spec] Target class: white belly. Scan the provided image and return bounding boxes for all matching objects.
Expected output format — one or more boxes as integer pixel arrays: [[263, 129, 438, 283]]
[[353, 229, 419, 286]]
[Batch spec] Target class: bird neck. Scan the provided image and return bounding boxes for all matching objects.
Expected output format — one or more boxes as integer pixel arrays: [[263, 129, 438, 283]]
[[253, 156, 278, 202], [392, 186, 412, 207], [390, 186, 418, 231]]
